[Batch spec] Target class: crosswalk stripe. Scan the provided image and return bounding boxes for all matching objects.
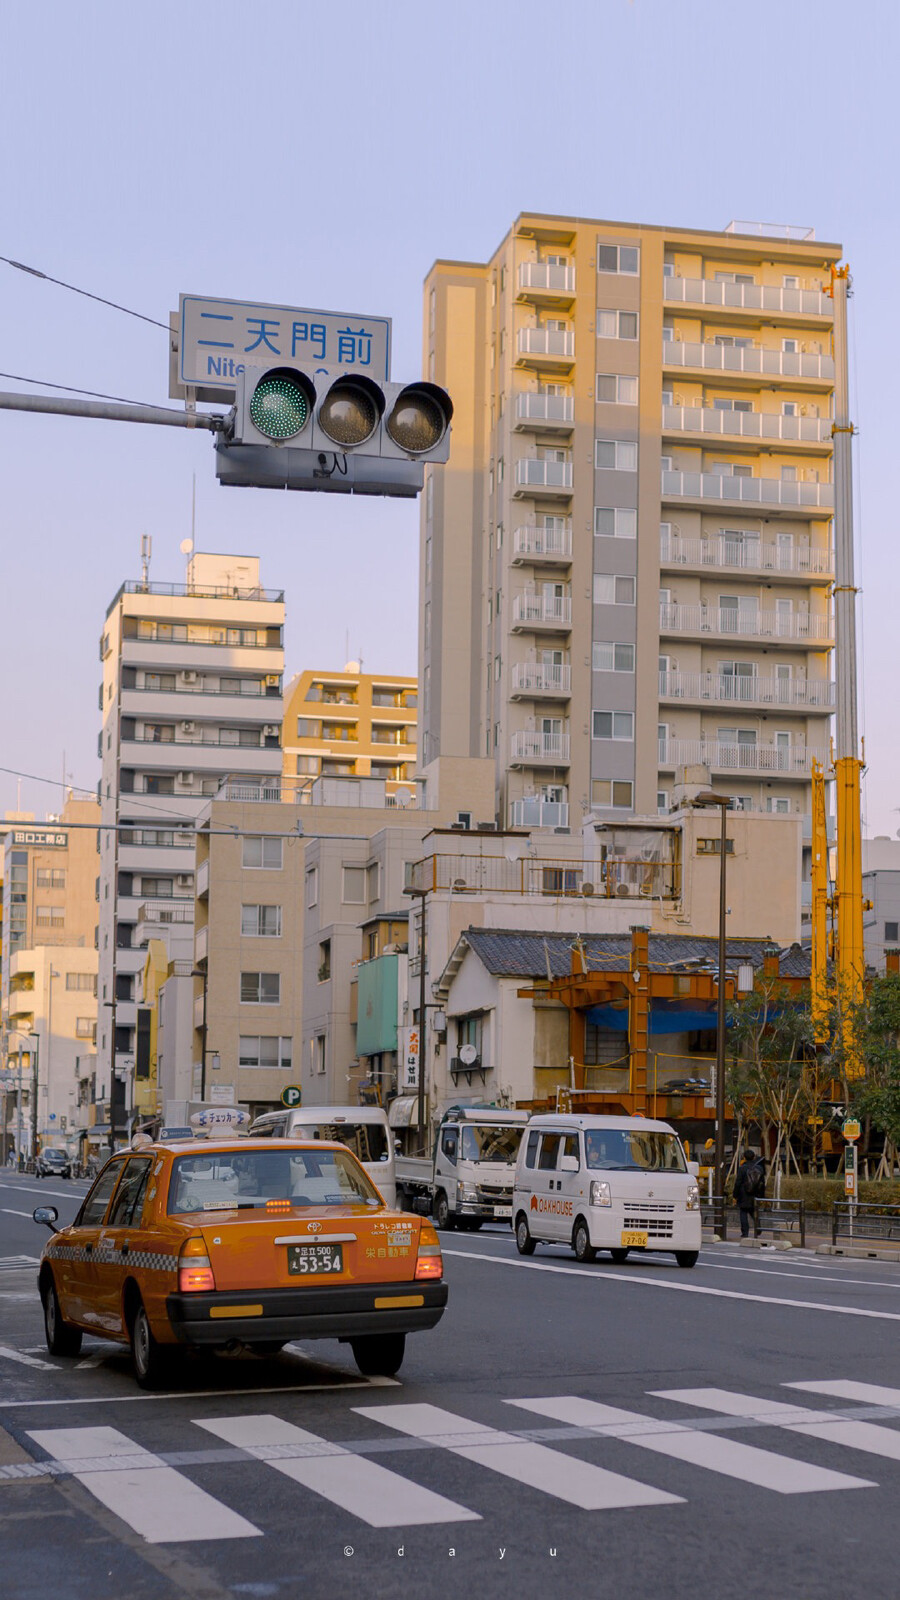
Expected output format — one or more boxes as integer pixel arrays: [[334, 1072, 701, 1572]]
[[0, 1255, 40, 1270], [506, 1396, 872, 1495], [786, 1380, 900, 1408], [196, 1414, 478, 1528], [353, 1402, 681, 1511], [0, 1346, 56, 1371], [653, 1386, 900, 1464], [26, 1425, 261, 1543]]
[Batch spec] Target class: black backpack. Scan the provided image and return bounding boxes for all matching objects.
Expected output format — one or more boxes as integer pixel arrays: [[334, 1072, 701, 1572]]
[[744, 1160, 765, 1199]]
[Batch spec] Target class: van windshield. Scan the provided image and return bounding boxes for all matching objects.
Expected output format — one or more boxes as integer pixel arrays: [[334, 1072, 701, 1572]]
[[294, 1122, 389, 1164], [459, 1125, 523, 1164], [168, 1148, 382, 1214], [584, 1130, 686, 1173]]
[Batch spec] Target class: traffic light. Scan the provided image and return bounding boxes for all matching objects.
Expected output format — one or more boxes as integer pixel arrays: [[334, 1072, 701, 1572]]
[[215, 363, 452, 496]]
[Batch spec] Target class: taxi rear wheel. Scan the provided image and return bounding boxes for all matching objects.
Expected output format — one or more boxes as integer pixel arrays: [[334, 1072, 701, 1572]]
[[42, 1275, 82, 1357], [130, 1301, 175, 1390], [350, 1333, 406, 1377]]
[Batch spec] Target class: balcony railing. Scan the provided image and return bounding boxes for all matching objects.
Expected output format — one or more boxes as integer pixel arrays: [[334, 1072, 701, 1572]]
[[517, 328, 575, 359], [518, 263, 576, 294], [661, 403, 831, 445], [662, 341, 834, 381], [513, 524, 573, 559], [405, 853, 679, 900], [511, 662, 572, 695], [515, 393, 575, 425], [511, 731, 571, 763], [515, 458, 573, 490], [664, 278, 831, 317], [512, 593, 573, 629], [662, 470, 833, 510], [658, 672, 836, 710], [108, 580, 284, 615], [659, 531, 833, 576], [658, 739, 824, 775], [509, 798, 570, 829], [659, 602, 832, 642]]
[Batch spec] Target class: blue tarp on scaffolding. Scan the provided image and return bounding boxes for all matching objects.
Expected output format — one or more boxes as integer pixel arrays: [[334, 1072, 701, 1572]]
[[585, 999, 718, 1035]]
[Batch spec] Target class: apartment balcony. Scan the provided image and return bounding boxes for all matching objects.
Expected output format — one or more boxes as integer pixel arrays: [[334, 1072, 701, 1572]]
[[514, 458, 573, 496], [512, 524, 573, 563], [660, 531, 834, 580], [6, 991, 34, 1021], [194, 923, 208, 964], [662, 341, 834, 387], [135, 900, 194, 945], [510, 731, 571, 767], [658, 671, 836, 714], [196, 858, 209, 900], [512, 593, 573, 632], [661, 470, 833, 516], [516, 327, 575, 370], [514, 393, 575, 432], [664, 277, 832, 320], [121, 740, 281, 775], [517, 262, 577, 303], [194, 994, 206, 1029], [658, 738, 824, 777], [122, 639, 283, 675], [509, 798, 570, 828], [661, 403, 832, 450], [659, 602, 832, 646], [511, 662, 572, 698]]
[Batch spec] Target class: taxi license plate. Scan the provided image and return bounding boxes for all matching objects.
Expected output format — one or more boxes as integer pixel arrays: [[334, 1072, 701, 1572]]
[[288, 1244, 343, 1275], [621, 1230, 648, 1249]]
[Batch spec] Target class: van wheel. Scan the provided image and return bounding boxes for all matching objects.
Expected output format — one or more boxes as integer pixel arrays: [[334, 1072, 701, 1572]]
[[433, 1192, 454, 1231], [675, 1250, 699, 1269], [351, 1333, 406, 1377], [130, 1300, 176, 1391], [41, 1274, 82, 1357], [572, 1219, 596, 1263], [515, 1213, 536, 1255], [609, 1248, 630, 1264]]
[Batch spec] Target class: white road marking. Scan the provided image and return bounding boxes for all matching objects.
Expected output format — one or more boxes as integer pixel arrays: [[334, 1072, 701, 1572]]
[[0, 1378, 393, 1410], [355, 1401, 681, 1511], [197, 1413, 478, 1528], [75, 1355, 108, 1369], [25, 1425, 261, 1543], [698, 1261, 900, 1289], [0, 1346, 56, 1371], [507, 1396, 873, 1495], [443, 1247, 900, 1322], [0, 1208, 37, 1219], [653, 1386, 900, 1464], [787, 1380, 900, 1407], [0, 1184, 82, 1202]]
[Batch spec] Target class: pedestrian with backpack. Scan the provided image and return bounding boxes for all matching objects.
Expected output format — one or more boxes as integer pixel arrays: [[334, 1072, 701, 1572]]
[[733, 1147, 765, 1237]]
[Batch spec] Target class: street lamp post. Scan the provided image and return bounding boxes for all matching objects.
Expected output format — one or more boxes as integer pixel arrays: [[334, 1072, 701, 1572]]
[[693, 792, 731, 1236], [412, 890, 428, 1152], [27, 1031, 40, 1162]]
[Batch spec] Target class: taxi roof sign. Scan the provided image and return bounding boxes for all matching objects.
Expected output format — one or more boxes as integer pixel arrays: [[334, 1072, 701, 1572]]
[[189, 1107, 250, 1138]]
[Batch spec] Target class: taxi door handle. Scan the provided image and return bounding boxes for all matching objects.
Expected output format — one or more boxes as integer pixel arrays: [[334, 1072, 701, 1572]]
[[121, 1242, 129, 1257], [85, 1243, 93, 1255]]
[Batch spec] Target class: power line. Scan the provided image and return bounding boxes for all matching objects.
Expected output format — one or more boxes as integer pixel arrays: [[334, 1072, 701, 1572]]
[[0, 255, 170, 331], [0, 371, 188, 411]]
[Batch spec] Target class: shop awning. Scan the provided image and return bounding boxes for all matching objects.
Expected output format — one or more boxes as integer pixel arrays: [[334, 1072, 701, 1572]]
[[388, 1096, 418, 1128]]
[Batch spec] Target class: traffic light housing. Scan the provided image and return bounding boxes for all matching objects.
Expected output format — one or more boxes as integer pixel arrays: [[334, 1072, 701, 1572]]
[[215, 363, 452, 496]]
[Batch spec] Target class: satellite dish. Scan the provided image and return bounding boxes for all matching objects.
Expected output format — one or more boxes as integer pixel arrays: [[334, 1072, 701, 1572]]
[[394, 789, 412, 809], [459, 1043, 478, 1066], [180, 538, 194, 555], [581, 882, 595, 897]]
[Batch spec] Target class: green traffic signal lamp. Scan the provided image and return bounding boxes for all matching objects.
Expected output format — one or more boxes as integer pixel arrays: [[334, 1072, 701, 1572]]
[[249, 368, 315, 441]]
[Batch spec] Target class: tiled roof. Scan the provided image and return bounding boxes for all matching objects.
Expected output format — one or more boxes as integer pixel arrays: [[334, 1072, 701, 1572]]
[[459, 927, 810, 981]]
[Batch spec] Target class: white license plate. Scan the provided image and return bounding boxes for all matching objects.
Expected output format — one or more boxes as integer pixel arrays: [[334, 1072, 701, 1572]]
[[494, 1206, 512, 1218], [621, 1230, 648, 1249]]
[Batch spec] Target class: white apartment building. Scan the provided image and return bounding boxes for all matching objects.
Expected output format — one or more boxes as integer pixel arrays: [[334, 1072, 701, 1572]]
[[98, 552, 285, 1125]]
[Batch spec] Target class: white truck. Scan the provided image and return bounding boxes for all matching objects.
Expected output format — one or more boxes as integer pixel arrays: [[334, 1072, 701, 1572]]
[[396, 1106, 530, 1230]]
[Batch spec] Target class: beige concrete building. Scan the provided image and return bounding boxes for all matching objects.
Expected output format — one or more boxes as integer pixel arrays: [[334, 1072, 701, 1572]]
[[282, 665, 417, 797], [421, 212, 841, 833]]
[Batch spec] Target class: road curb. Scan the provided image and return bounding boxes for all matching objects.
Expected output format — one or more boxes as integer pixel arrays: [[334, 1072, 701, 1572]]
[[816, 1243, 900, 1262]]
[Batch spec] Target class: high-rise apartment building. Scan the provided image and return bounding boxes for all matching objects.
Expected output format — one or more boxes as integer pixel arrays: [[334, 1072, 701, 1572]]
[[421, 213, 841, 832], [98, 553, 284, 1124], [282, 666, 417, 797]]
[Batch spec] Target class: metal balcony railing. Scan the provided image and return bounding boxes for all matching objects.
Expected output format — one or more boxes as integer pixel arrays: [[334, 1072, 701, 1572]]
[[509, 798, 570, 828], [513, 525, 573, 559], [659, 531, 833, 576], [662, 341, 834, 381], [517, 328, 575, 358], [513, 594, 573, 628], [515, 459, 573, 490], [515, 393, 575, 425], [404, 854, 678, 899], [511, 731, 571, 763], [662, 470, 833, 510], [511, 662, 572, 695], [663, 277, 831, 317], [661, 403, 831, 445], [659, 602, 832, 642], [658, 739, 824, 775], [658, 672, 836, 710], [518, 263, 577, 294]]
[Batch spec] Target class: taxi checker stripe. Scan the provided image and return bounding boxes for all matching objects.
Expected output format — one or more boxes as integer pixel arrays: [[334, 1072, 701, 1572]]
[[45, 1243, 178, 1271]]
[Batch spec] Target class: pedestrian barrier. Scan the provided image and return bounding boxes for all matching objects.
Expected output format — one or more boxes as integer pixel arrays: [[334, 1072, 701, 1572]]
[[832, 1201, 900, 1246], [754, 1198, 806, 1249], [700, 1196, 729, 1237]]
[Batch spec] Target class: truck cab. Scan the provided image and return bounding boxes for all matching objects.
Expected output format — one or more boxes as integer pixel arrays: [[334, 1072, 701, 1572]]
[[430, 1107, 529, 1231]]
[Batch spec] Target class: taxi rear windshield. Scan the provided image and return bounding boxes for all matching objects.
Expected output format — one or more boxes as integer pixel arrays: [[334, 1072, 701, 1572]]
[[295, 1122, 389, 1164], [168, 1148, 382, 1215], [584, 1130, 686, 1173]]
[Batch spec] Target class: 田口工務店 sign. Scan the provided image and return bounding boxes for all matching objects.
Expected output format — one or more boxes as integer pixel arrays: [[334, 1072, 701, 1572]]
[[173, 295, 392, 399], [13, 829, 67, 847]]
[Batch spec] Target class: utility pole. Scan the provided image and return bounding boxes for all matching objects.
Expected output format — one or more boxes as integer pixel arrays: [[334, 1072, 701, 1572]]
[[29, 1032, 39, 1161]]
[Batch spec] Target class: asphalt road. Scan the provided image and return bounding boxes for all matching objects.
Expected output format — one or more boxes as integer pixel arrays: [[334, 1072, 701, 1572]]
[[4, 1172, 900, 1599]]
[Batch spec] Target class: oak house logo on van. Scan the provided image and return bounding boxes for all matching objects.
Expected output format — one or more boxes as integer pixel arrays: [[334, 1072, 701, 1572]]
[[530, 1195, 574, 1218]]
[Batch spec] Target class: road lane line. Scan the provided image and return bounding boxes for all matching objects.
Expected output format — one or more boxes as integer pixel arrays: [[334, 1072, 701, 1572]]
[[197, 1414, 478, 1527], [0, 1346, 56, 1371], [0, 1209, 37, 1218], [652, 1386, 900, 1464], [442, 1247, 900, 1322], [698, 1261, 900, 1289], [0, 1378, 393, 1410], [506, 1396, 873, 1494], [25, 1425, 261, 1542], [354, 1402, 682, 1511], [786, 1380, 900, 1407]]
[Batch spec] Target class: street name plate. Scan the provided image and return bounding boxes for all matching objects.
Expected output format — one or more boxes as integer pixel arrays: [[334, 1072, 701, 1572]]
[[172, 295, 392, 401]]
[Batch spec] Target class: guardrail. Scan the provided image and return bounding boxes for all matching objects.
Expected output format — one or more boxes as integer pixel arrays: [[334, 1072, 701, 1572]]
[[700, 1196, 729, 1237], [832, 1201, 900, 1245], [755, 1197, 806, 1248]]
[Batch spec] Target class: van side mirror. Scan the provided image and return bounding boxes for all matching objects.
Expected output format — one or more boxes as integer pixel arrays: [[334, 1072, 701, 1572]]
[[688, 1161, 700, 1177], [560, 1155, 579, 1174], [33, 1206, 59, 1232]]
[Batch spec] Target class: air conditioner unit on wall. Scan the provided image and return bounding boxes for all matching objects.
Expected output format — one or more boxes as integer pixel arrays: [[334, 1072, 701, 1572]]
[[176, 874, 193, 889], [180, 721, 195, 734], [178, 772, 194, 786], [264, 725, 279, 737], [180, 671, 198, 684]]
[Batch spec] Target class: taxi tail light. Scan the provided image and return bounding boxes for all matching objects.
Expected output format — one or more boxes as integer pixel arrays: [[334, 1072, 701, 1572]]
[[178, 1237, 216, 1294], [415, 1227, 443, 1280]]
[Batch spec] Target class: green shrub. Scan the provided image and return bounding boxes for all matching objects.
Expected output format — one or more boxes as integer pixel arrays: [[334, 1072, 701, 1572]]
[[764, 1176, 900, 1212]]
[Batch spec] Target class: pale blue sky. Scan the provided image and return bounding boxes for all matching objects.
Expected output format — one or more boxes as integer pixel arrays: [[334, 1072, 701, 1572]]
[[2, 0, 897, 830]]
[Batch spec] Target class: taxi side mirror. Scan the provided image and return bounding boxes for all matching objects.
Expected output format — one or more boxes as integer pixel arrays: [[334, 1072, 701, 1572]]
[[560, 1155, 579, 1174], [33, 1206, 59, 1232]]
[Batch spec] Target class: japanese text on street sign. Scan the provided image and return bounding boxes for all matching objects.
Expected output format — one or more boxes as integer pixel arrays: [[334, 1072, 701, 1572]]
[[842, 1118, 861, 1142], [401, 1028, 419, 1091], [177, 295, 392, 395]]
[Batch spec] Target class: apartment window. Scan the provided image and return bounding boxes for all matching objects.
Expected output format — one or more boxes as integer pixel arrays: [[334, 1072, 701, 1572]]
[[497, 456, 504, 484], [241, 905, 283, 937], [425, 534, 432, 584], [75, 1018, 96, 1040], [593, 575, 636, 606], [782, 338, 799, 354], [657, 790, 669, 814], [306, 867, 318, 908], [35, 907, 65, 927], [714, 397, 753, 413], [494, 654, 501, 681], [714, 271, 755, 286], [242, 836, 283, 870], [318, 940, 331, 981], [239, 1036, 293, 1070], [144, 776, 175, 796], [592, 779, 634, 807], [240, 972, 281, 1004], [342, 866, 366, 904], [297, 717, 320, 738], [596, 374, 638, 405], [496, 522, 503, 548], [783, 275, 799, 289], [782, 402, 798, 417], [714, 335, 753, 350], [597, 244, 639, 275], [594, 507, 637, 539], [885, 922, 899, 944], [296, 756, 319, 775], [697, 838, 736, 855], [766, 797, 791, 815], [315, 1035, 327, 1074], [35, 868, 66, 888], [595, 440, 638, 471], [141, 877, 173, 899], [781, 465, 798, 482], [597, 309, 638, 340], [66, 973, 97, 992], [593, 642, 635, 672], [592, 711, 635, 740], [424, 601, 431, 650], [367, 861, 381, 903]]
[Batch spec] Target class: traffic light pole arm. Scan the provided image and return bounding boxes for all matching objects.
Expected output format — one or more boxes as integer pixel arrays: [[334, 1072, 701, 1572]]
[[0, 390, 226, 431]]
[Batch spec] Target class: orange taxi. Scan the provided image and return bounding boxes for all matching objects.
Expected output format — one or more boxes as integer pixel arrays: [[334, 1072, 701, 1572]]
[[32, 1125, 446, 1389]]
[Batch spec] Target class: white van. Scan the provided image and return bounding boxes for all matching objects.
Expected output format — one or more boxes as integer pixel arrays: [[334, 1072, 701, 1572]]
[[512, 1113, 701, 1268], [247, 1105, 397, 1207]]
